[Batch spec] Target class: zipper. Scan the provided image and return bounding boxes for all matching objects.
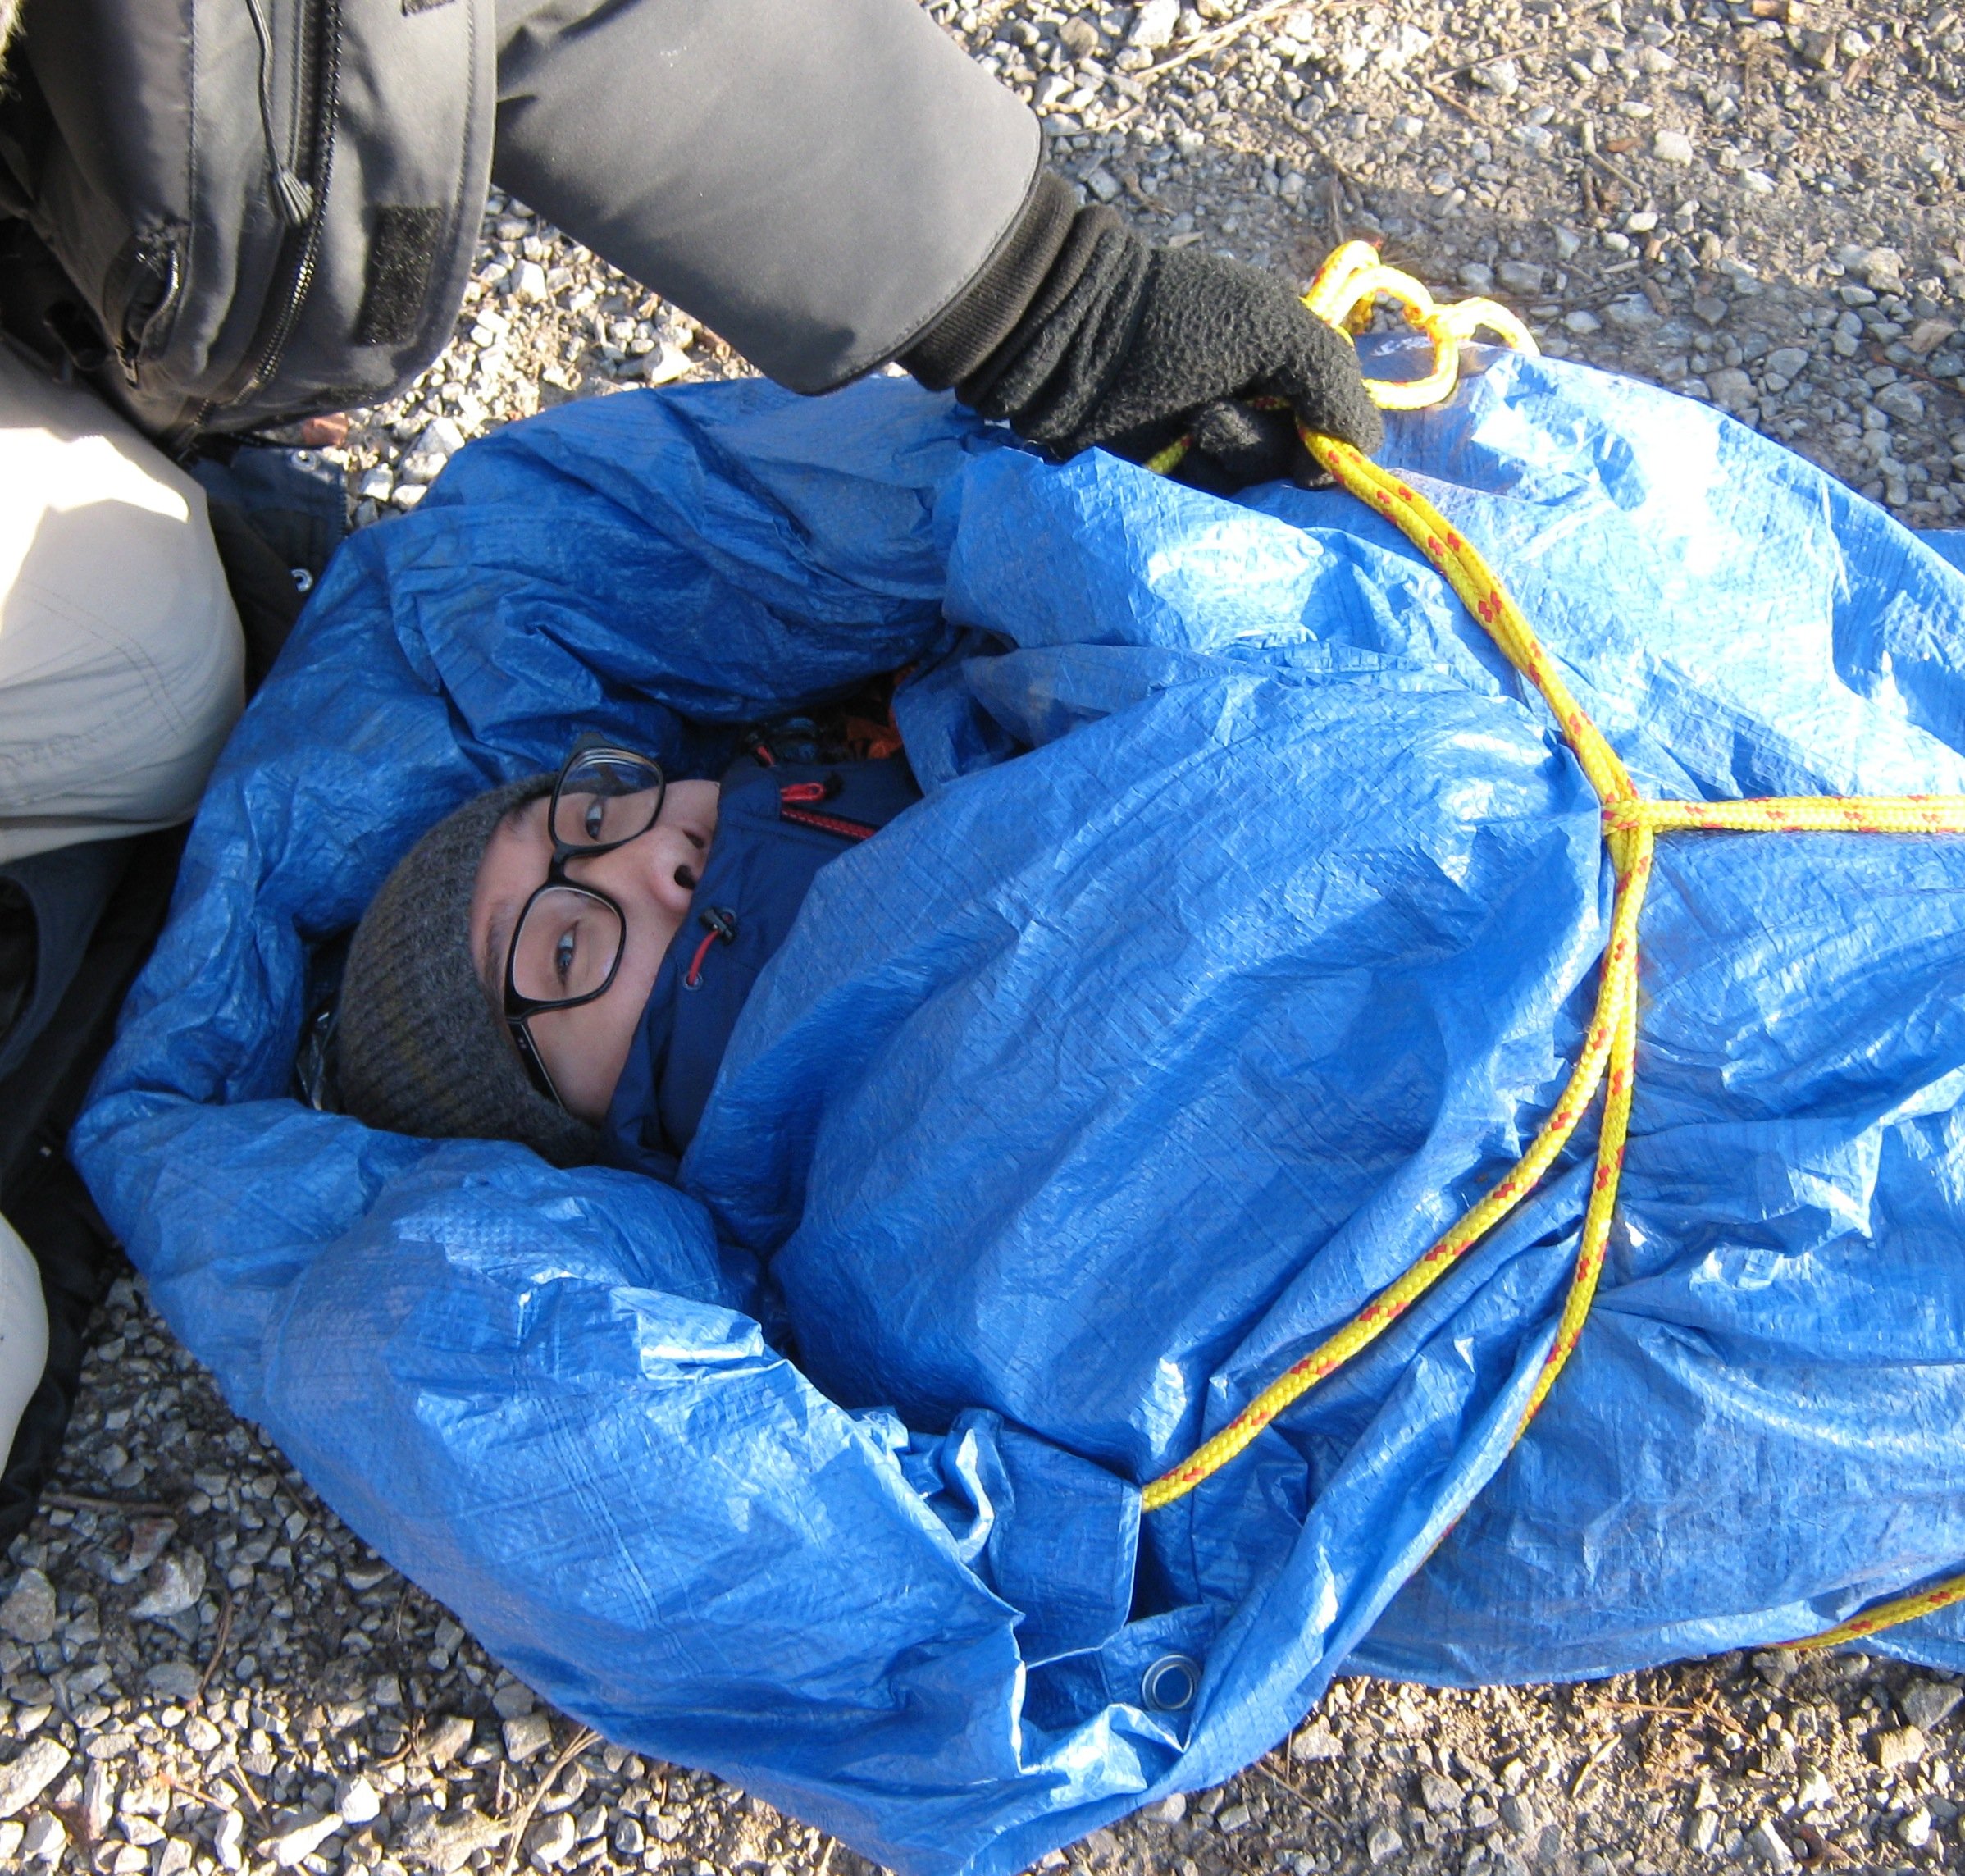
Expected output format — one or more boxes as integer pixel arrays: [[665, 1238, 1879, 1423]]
[[244, 0, 315, 225], [189, 0, 341, 429]]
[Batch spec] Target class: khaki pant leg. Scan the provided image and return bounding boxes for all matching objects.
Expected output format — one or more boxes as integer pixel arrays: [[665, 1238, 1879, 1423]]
[[0, 1212, 47, 1472], [0, 351, 245, 867]]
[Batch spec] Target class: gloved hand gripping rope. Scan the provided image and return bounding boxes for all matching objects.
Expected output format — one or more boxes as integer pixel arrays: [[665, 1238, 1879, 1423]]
[[1138, 243, 1965, 1656]]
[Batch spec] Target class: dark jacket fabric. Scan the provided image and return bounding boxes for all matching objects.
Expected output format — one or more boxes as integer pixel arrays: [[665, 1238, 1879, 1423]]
[[605, 751, 922, 1180]]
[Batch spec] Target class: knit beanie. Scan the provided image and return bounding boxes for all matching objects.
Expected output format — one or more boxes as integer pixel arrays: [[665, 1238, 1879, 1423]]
[[335, 776, 605, 1166]]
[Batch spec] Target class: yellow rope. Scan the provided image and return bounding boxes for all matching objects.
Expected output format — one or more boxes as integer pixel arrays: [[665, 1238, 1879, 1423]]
[[1135, 242, 1965, 1653]]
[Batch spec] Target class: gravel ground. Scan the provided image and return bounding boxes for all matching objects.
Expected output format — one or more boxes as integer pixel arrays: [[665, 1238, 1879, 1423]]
[[7, 2, 1965, 1874]]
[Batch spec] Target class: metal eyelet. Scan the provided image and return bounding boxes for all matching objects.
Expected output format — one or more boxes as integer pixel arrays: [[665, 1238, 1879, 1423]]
[[1142, 1654, 1201, 1714]]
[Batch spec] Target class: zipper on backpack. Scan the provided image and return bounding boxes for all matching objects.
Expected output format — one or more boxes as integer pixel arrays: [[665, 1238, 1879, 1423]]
[[189, 0, 341, 430], [245, 0, 316, 225]]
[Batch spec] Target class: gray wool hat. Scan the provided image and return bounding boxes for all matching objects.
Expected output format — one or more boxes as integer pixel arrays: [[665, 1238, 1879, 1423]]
[[335, 776, 606, 1166]]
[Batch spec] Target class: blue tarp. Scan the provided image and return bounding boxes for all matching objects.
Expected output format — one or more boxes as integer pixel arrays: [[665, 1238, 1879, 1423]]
[[75, 347, 1965, 1876]]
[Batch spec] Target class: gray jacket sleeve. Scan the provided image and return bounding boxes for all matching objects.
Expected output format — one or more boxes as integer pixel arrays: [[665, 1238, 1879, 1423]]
[[492, 0, 1042, 394]]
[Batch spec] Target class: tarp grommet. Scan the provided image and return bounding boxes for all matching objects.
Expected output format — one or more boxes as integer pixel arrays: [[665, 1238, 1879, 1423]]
[[1141, 1654, 1200, 1713]]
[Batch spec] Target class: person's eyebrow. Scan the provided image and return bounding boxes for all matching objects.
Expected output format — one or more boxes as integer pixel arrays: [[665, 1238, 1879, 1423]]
[[481, 900, 515, 1002]]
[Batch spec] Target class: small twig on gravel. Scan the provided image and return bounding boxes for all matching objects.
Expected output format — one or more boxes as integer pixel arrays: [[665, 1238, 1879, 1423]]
[[1138, 0, 1375, 80], [1602, 1699, 1703, 1720], [226, 1760, 268, 1817], [1792, 1820, 1856, 1867], [1423, 80, 1477, 120], [196, 1579, 235, 1703], [45, 1489, 180, 1517], [1436, 40, 1540, 79], [498, 1727, 601, 1876], [376, 1714, 426, 1771], [162, 1770, 230, 1810], [1570, 1734, 1621, 1801], [1252, 1755, 1343, 1829]]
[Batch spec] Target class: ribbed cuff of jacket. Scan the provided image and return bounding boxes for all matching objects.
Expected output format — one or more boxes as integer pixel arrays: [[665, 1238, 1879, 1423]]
[[899, 171, 1080, 391]]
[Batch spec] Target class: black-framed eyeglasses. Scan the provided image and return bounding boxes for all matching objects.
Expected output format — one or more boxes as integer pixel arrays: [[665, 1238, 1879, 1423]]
[[504, 742, 666, 1107]]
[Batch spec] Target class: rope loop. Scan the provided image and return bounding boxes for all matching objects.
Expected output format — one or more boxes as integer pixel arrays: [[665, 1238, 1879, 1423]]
[[1133, 242, 1965, 1652]]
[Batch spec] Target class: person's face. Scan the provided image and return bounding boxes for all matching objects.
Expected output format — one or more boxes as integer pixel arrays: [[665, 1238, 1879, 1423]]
[[469, 779, 720, 1123]]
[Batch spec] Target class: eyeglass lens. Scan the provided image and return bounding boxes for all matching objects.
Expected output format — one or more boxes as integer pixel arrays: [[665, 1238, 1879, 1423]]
[[551, 752, 664, 851], [511, 886, 626, 1006]]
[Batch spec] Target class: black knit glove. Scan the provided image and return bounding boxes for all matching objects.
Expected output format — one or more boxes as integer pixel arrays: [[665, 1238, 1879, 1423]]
[[903, 173, 1382, 491]]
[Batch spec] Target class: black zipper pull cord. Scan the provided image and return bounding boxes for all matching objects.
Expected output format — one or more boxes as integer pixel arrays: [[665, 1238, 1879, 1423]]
[[244, 0, 317, 226]]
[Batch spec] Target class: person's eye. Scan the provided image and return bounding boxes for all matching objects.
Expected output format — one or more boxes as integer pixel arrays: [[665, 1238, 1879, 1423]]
[[583, 797, 607, 842], [554, 925, 578, 988]]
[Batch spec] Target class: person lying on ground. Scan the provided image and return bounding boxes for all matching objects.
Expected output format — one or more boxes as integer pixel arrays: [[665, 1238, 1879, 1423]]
[[335, 723, 922, 1181]]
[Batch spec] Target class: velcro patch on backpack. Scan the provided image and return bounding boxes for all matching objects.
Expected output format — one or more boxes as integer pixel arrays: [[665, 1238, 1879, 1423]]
[[354, 206, 447, 347]]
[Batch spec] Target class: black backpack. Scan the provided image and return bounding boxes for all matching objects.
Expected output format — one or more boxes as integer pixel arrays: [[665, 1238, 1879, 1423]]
[[0, 0, 494, 445]]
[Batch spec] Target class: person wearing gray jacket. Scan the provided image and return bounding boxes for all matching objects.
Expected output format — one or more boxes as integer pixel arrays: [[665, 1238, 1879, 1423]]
[[0, 0, 1379, 1490]]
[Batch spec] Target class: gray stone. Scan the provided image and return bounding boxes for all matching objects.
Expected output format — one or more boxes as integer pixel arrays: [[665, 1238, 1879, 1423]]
[[0, 1570, 57, 1645], [337, 1776, 381, 1827], [1874, 381, 1926, 422], [264, 1811, 344, 1869], [1058, 16, 1099, 57], [1753, 1647, 1799, 1687], [1474, 57, 1520, 94], [1875, 1724, 1927, 1772], [1564, 309, 1603, 335], [1499, 1793, 1537, 1836], [0, 1738, 70, 1818], [426, 1714, 476, 1768], [1897, 1806, 1934, 1848], [527, 1811, 577, 1870], [492, 1681, 537, 1720], [1654, 130, 1696, 164], [213, 1811, 244, 1874], [1084, 167, 1121, 203], [1148, 1794, 1188, 1823], [1767, 346, 1812, 380], [511, 261, 549, 304], [21, 1811, 66, 1864], [1128, 0, 1179, 50], [144, 1659, 201, 1701], [1707, 367, 1756, 411], [1901, 1680, 1963, 1731], [1419, 1769, 1463, 1814], [504, 1712, 554, 1762], [415, 418, 467, 460], [1458, 262, 1496, 293], [155, 1839, 194, 1876], [1216, 1801, 1251, 1831], [82, 1760, 116, 1841], [1605, 294, 1662, 332], [398, 1806, 508, 1874], [1367, 1824, 1404, 1865], [1292, 1719, 1343, 1762], [610, 1815, 645, 1857], [1497, 260, 1546, 295], [1747, 1819, 1794, 1869]]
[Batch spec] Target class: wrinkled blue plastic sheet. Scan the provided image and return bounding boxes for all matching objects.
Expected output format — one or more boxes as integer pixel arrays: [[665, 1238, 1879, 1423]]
[[76, 351, 1965, 1876]]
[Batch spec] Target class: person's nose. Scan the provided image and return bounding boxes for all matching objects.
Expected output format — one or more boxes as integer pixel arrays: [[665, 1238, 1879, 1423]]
[[570, 824, 700, 920]]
